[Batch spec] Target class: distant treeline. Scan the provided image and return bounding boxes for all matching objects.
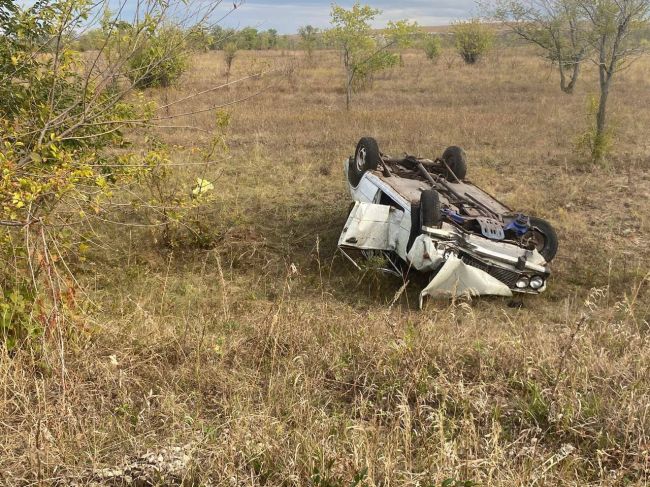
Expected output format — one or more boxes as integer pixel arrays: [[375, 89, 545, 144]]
[[75, 23, 650, 53], [75, 25, 324, 52], [74, 24, 441, 52]]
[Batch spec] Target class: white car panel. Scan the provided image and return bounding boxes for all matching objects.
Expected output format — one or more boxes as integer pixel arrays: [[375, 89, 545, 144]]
[[419, 255, 513, 307], [406, 234, 444, 272], [339, 202, 404, 251]]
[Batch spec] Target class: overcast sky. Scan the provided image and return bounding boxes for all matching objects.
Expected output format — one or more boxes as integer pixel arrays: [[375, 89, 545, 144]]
[[216, 1, 478, 34]]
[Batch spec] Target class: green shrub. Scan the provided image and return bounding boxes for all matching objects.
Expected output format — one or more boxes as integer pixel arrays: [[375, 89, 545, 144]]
[[326, 5, 420, 108], [298, 25, 320, 60], [75, 28, 104, 52], [575, 94, 614, 163], [452, 19, 494, 65], [0, 1, 199, 349], [126, 27, 188, 89], [223, 41, 238, 78], [187, 26, 213, 52], [0, 287, 40, 351], [423, 35, 441, 62]]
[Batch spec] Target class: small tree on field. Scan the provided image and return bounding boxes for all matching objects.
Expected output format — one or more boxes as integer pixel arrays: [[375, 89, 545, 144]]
[[266, 29, 279, 49], [452, 19, 494, 64], [298, 25, 320, 61], [209, 26, 237, 49], [238, 27, 261, 49], [489, 0, 591, 94], [75, 28, 104, 51], [577, 0, 650, 162], [223, 41, 238, 81], [327, 2, 420, 109], [423, 35, 442, 62], [486, 0, 649, 161]]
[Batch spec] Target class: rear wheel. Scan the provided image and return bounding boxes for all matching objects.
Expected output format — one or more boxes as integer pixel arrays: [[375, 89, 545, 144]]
[[348, 137, 381, 186], [523, 217, 559, 262], [441, 146, 467, 181], [420, 190, 441, 228]]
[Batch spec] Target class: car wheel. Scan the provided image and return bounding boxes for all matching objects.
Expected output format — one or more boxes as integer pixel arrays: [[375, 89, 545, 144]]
[[348, 137, 381, 187], [420, 190, 441, 228], [441, 146, 467, 181], [524, 217, 559, 262]]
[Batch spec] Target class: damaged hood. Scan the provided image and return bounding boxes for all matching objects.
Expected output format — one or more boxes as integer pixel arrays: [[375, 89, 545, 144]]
[[418, 254, 512, 307]]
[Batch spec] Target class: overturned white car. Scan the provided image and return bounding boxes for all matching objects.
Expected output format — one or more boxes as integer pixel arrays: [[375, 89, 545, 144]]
[[338, 137, 559, 305]]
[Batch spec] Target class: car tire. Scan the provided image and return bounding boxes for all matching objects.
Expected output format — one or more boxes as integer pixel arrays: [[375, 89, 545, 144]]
[[527, 217, 559, 262], [420, 190, 441, 228], [348, 137, 381, 187], [441, 146, 467, 181]]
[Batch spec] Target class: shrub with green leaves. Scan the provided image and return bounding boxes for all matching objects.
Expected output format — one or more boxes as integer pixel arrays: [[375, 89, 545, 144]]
[[223, 41, 238, 78], [125, 26, 189, 89], [452, 19, 494, 64], [0, 287, 40, 351], [423, 35, 442, 62], [187, 26, 213, 52], [575, 94, 614, 163], [75, 28, 105, 51], [298, 25, 320, 60], [0, 0, 224, 349]]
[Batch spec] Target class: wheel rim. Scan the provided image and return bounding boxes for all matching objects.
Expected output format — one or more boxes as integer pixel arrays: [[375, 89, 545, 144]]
[[355, 147, 367, 172]]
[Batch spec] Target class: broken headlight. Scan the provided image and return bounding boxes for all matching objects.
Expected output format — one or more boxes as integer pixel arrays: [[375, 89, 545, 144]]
[[515, 277, 530, 289], [530, 276, 545, 290]]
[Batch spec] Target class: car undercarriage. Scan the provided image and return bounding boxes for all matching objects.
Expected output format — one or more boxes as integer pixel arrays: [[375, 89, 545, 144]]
[[338, 137, 559, 305]]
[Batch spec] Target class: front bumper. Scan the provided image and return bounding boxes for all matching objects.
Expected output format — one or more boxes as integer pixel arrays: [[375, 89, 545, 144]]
[[337, 202, 550, 305], [408, 232, 549, 305], [418, 255, 513, 307]]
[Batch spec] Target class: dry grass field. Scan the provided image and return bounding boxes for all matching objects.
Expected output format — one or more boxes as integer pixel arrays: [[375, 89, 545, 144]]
[[1, 47, 650, 485]]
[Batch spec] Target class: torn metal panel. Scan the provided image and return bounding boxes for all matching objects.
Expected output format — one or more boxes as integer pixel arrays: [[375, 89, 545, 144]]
[[393, 207, 412, 258], [338, 202, 405, 251], [476, 217, 505, 240], [462, 233, 548, 271], [419, 255, 512, 307], [406, 234, 444, 272]]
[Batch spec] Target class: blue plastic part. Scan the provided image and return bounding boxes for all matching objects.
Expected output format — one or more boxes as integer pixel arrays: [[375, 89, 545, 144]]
[[442, 208, 465, 224], [505, 213, 530, 236]]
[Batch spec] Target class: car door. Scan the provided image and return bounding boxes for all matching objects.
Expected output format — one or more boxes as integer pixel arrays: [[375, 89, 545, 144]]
[[338, 201, 410, 255]]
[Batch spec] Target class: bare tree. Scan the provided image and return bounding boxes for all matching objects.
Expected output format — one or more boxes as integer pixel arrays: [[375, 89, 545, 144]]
[[489, 0, 649, 160], [578, 0, 650, 159], [489, 0, 591, 94]]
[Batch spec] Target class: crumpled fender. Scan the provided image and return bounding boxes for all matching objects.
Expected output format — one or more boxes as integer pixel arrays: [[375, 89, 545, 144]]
[[406, 234, 444, 272], [420, 255, 512, 307]]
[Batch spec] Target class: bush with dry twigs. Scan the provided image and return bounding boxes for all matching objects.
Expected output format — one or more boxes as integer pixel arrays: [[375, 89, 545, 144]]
[[0, 0, 261, 348]]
